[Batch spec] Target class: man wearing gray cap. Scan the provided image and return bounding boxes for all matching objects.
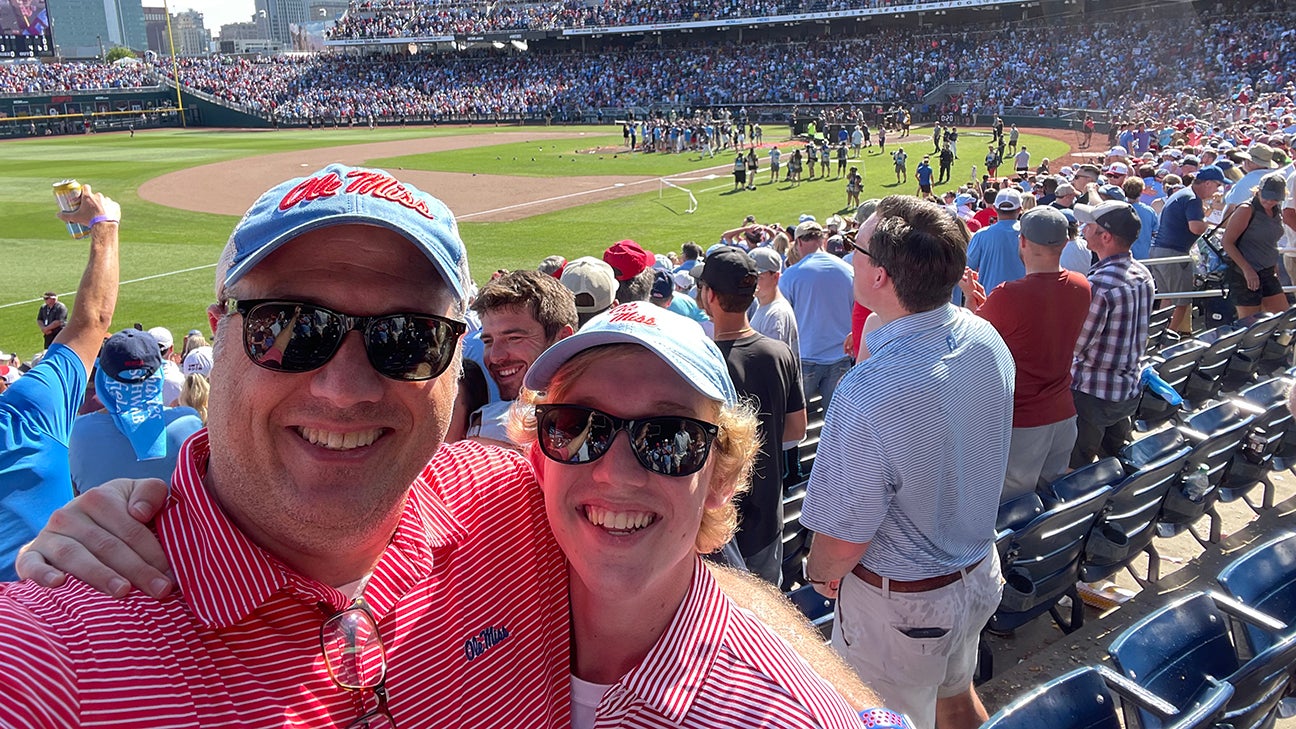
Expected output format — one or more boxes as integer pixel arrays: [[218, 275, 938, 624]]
[[749, 247, 800, 360], [960, 207, 1092, 502], [1070, 201, 1154, 467]]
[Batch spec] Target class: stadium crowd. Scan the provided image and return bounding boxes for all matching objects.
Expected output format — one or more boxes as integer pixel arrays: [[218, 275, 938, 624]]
[[325, 0, 962, 40], [0, 3, 1288, 130]]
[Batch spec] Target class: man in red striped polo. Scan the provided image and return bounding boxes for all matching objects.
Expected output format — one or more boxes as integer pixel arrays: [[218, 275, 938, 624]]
[[0, 165, 573, 727]]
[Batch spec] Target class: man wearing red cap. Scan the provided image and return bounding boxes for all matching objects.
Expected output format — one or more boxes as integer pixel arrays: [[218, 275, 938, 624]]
[[604, 239, 658, 304]]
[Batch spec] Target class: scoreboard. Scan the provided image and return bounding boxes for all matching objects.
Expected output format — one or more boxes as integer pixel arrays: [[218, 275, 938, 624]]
[[0, 0, 52, 58]]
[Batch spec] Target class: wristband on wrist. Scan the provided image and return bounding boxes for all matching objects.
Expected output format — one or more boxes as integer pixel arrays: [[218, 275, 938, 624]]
[[89, 215, 119, 227]]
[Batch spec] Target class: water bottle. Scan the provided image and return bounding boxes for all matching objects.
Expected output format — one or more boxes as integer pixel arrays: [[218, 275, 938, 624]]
[[1182, 464, 1211, 503], [1141, 366, 1184, 406]]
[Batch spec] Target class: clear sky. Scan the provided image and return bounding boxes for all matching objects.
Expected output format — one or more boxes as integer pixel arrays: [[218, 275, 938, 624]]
[[158, 1, 257, 31]]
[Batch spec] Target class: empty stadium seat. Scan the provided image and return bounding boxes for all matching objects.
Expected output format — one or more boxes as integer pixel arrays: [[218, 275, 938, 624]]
[[1162, 401, 1255, 546], [1134, 339, 1209, 431], [1114, 429, 1192, 584], [1258, 305, 1296, 375], [1182, 324, 1246, 405], [780, 484, 809, 590], [1220, 313, 1282, 393], [1108, 591, 1296, 729], [1218, 532, 1296, 656], [1146, 305, 1177, 356], [989, 486, 1111, 637], [981, 665, 1232, 729], [1220, 378, 1294, 511]]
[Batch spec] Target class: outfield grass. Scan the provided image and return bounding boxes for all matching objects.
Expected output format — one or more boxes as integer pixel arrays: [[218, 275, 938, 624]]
[[0, 125, 1068, 357]]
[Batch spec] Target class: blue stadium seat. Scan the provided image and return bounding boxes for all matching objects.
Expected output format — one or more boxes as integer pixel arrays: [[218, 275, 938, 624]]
[[1108, 591, 1296, 729], [786, 584, 834, 639], [1146, 305, 1177, 356], [1182, 325, 1247, 406], [1221, 313, 1282, 393], [1220, 378, 1294, 511], [1161, 401, 1255, 546], [1135, 339, 1209, 431], [1114, 428, 1192, 581], [780, 484, 809, 590], [989, 486, 1111, 636], [1257, 305, 1296, 375], [1218, 532, 1296, 656], [981, 665, 1232, 729]]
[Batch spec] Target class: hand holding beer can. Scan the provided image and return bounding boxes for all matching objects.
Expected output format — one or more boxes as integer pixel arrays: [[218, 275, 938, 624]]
[[53, 180, 91, 239]]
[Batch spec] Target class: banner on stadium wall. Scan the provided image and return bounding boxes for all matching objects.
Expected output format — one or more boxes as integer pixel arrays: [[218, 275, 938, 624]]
[[324, 34, 455, 46], [561, 0, 1019, 35]]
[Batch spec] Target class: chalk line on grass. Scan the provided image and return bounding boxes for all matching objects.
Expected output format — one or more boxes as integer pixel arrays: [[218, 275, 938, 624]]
[[0, 263, 218, 310]]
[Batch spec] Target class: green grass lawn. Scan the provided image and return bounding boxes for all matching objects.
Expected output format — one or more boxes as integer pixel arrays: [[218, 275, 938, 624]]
[[0, 125, 1068, 357]]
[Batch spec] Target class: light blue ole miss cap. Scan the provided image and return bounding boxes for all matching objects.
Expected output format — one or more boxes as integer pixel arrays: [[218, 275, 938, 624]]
[[524, 301, 738, 406], [216, 164, 471, 303]]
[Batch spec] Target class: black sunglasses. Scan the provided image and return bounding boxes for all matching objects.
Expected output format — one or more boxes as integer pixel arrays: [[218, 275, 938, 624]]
[[534, 404, 719, 477], [851, 242, 877, 261], [231, 299, 466, 382]]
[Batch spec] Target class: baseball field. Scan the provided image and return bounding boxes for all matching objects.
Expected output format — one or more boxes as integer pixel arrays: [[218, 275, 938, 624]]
[[0, 124, 1069, 356]]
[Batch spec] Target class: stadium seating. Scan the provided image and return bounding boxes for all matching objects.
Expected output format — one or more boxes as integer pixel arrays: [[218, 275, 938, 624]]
[[1162, 401, 1255, 546], [1220, 378, 1294, 511], [1220, 312, 1282, 392], [1108, 591, 1296, 729], [1134, 339, 1208, 431], [1217, 532, 1296, 656], [1145, 306, 1176, 356], [980, 665, 1232, 729], [1181, 325, 1247, 407], [786, 584, 835, 638], [1114, 428, 1192, 584], [989, 485, 1111, 636]]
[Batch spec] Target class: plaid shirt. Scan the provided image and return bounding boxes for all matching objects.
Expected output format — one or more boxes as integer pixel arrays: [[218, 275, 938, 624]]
[[1072, 252, 1155, 401]]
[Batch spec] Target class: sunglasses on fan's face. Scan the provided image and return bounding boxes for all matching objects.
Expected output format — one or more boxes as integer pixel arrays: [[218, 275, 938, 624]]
[[534, 404, 718, 477], [230, 299, 465, 381]]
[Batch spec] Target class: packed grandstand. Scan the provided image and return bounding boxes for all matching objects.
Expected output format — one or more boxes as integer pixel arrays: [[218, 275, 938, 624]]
[[1, 0, 1293, 130]]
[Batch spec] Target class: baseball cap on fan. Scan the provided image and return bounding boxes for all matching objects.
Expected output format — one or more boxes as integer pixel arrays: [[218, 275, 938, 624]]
[[216, 164, 471, 304], [524, 301, 737, 406]]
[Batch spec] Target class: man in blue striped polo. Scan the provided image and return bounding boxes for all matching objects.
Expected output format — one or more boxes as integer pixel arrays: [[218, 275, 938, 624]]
[[801, 195, 1015, 729]]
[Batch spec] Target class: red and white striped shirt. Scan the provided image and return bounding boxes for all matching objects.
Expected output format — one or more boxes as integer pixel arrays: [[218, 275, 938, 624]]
[[593, 556, 862, 729], [0, 431, 571, 728]]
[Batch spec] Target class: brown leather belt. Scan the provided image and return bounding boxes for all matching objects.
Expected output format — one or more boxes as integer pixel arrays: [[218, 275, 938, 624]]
[[851, 556, 985, 593]]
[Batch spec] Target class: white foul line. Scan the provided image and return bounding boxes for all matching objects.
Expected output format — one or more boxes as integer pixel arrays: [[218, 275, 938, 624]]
[[0, 263, 218, 310]]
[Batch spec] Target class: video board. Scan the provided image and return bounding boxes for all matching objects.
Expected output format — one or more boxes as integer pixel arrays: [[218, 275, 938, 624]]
[[0, 0, 53, 58]]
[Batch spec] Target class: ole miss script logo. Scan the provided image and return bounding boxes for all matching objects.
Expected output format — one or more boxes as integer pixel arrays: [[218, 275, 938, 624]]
[[278, 169, 438, 220]]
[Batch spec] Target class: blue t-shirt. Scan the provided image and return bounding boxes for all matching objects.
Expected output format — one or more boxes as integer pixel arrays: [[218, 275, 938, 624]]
[[68, 407, 204, 492], [1155, 187, 1205, 253], [779, 251, 854, 365], [967, 219, 1027, 294], [666, 292, 709, 323], [0, 343, 85, 581], [916, 163, 933, 186], [1131, 201, 1160, 260]]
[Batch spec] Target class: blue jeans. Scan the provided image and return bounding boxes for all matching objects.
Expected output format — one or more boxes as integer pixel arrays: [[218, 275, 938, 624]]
[[802, 357, 853, 411]]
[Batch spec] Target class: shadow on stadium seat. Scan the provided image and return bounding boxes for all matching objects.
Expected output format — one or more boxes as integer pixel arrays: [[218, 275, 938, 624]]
[[1218, 531, 1296, 656], [1220, 378, 1294, 512], [1221, 312, 1282, 393], [1108, 591, 1296, 729], [786, 584, 834, 640], [1161, 401, 1255, 546], [1135, 339, 1209, 431], [988, 486, 1111, 636], [1089, 431, 1193, 586], [780, 483, 809, 591], [1146, 305, 1177, 356], [1258, 305, 1296, 376], [981, 665, 1232, 729], [1182, 324, 1246, 406]]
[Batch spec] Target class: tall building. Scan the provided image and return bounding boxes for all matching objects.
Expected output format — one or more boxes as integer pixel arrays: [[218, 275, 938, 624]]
[[254, 0, 307, 46], [47, 0, 146, 57], [142, 4, 166, 54], [171, 9, 209, 56], [308, 0, 350, 21]]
